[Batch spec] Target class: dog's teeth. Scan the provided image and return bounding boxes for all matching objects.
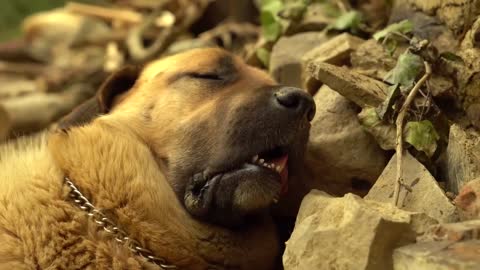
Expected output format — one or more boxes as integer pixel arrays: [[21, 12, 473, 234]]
[[252, 155, 259, 163], [276, 166, 281, 173], [259, 159, 265, 164], [273, 198, 279, 203]]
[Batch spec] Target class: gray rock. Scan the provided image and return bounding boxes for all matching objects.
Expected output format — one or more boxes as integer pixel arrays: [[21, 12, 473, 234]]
[[283, 190, 437, 270], [366, 152, 459, 222], [269, 32, 328, 88], [305, 85, 388, 196], [446, 124, 480, 194]]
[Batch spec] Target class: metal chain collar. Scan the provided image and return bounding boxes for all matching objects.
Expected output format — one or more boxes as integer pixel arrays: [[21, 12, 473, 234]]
[[64, 176, 177, 269]]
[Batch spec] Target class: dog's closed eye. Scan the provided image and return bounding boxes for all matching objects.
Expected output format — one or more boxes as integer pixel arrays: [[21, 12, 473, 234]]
[[187, 72, 223, 81]]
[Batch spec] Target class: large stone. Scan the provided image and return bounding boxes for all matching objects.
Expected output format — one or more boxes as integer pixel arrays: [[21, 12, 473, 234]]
[[455, 178, 480, 220], [394, 240, 480, 270], [307, 61, 389, 108], [269, 32, 328, 88], [446, 124, 480, 194], [302, 33, 365, 93], [283, 190, 437, 270], [306, 85, 388, 196], [366, 152, 458, 222]]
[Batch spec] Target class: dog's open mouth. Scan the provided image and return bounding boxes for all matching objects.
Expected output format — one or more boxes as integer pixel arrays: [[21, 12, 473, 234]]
[[184, 145, 291, 225], [249, 146, 289, 196]]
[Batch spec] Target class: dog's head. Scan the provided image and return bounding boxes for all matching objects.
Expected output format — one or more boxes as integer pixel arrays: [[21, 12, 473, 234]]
[[60, 48, 315, 227]]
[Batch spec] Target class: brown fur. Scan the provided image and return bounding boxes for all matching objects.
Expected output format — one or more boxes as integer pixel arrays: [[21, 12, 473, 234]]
[[0, 48, 314, 269]]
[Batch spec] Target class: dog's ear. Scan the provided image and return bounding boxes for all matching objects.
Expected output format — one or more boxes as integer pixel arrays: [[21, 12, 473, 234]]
[[58, 65, 141, 131]]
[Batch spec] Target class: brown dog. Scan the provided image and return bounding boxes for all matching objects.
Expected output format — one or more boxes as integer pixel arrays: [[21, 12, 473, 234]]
[[0, 48, 315, 269]]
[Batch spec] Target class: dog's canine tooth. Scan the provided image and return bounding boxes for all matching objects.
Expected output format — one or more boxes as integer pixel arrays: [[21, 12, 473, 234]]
[[252, 155, 259, 163]]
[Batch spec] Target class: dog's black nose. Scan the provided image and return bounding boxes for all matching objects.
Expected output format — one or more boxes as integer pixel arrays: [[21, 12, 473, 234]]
[[274, 87, 316, 121]]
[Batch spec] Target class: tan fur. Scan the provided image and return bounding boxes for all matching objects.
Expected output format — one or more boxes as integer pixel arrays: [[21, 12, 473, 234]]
[[0, 49, 279, 269]]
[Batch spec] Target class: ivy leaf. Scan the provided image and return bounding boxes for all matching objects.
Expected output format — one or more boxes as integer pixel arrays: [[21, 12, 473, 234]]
[[327, 11, 362, 33], [405, 120, 440, 157], [373, 20, 413, 41], [376, 84, 400, 120], [384, 50, 423, 88], [358, 107, 396, 150], [440, 52, 464, 63], [260, 0, 284, 41]]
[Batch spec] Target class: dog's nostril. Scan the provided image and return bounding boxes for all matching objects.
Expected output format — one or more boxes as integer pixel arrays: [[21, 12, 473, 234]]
[[275, 91, 300, 109], [274, 87, 316, 121]]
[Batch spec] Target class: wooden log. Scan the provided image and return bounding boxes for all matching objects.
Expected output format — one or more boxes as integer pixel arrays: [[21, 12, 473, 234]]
[[0, 83, 94, 136]]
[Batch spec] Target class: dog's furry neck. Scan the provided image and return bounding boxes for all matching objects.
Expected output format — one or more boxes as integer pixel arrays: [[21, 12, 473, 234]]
[[48, 119, 278, 269]]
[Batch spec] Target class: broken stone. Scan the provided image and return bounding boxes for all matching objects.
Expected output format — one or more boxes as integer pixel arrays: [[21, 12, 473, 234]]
[[455, 178, 480, 220], [446, 124, 480, 194], [401, 0, 480, 36], [366, 152, 459, 222], [283, 190, 437, 270], [302, 33, 365, 93], [350, 39, 398, 81], [394, 240, 480, 270], [305, 85, 388, 196], [418, 219, 480, 242], [269, 32, 328, 88], [307, 61, 389, 107]]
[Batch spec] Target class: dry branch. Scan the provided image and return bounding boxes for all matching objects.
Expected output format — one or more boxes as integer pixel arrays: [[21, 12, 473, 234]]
[[393, 61, 432, 207]]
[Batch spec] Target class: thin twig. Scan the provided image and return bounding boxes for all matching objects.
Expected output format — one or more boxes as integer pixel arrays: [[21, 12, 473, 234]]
[[393, 61, 432, 207]]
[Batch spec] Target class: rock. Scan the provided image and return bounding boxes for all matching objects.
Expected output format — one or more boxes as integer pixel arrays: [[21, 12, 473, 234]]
[[269, 32, 328, 88], [283, 190, 437, 270], [393, 240, 480, 270], [446, 124, 480, 194], [418, 220, 480, 242], [401, 0, 480, 36], [455, 178, 480, 220], [307, 61, 389, 107], [306, 85, 388, 196], [0, 83, 94, 135], [302, 33, 365, 93], [366, 152, 459, 222], [351, 39, 398, 80]]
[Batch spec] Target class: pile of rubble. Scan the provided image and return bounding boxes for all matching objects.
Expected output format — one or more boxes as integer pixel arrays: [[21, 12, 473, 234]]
[[2, 0, 480, 269]]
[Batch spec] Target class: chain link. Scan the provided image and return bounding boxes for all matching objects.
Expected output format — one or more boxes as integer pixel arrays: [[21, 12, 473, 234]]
[[64, 176, 178, 269]]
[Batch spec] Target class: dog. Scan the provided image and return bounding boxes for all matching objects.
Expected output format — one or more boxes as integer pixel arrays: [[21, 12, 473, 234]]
[[0, 48, 315, 269]]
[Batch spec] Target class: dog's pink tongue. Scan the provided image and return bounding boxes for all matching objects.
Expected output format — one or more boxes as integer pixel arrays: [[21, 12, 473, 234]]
[[270, 154, 289, 195]]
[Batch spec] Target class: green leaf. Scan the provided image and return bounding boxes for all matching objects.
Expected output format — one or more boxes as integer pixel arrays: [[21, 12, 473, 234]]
[[376, 84, 400, 120], [256, 47, 271, 68], [260, 0, 284, 41], [358, 107, 396, 150], [373, 20, 413, 41], [327, 11, 362, 32], [358, 107, 381, 127], [405, 120, 440, 157], [384, 50, 423, 88], [440, 52, 464, 63]]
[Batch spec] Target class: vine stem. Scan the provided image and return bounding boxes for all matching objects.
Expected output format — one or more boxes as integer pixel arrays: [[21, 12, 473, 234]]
[[393, 61, 432, 207]]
